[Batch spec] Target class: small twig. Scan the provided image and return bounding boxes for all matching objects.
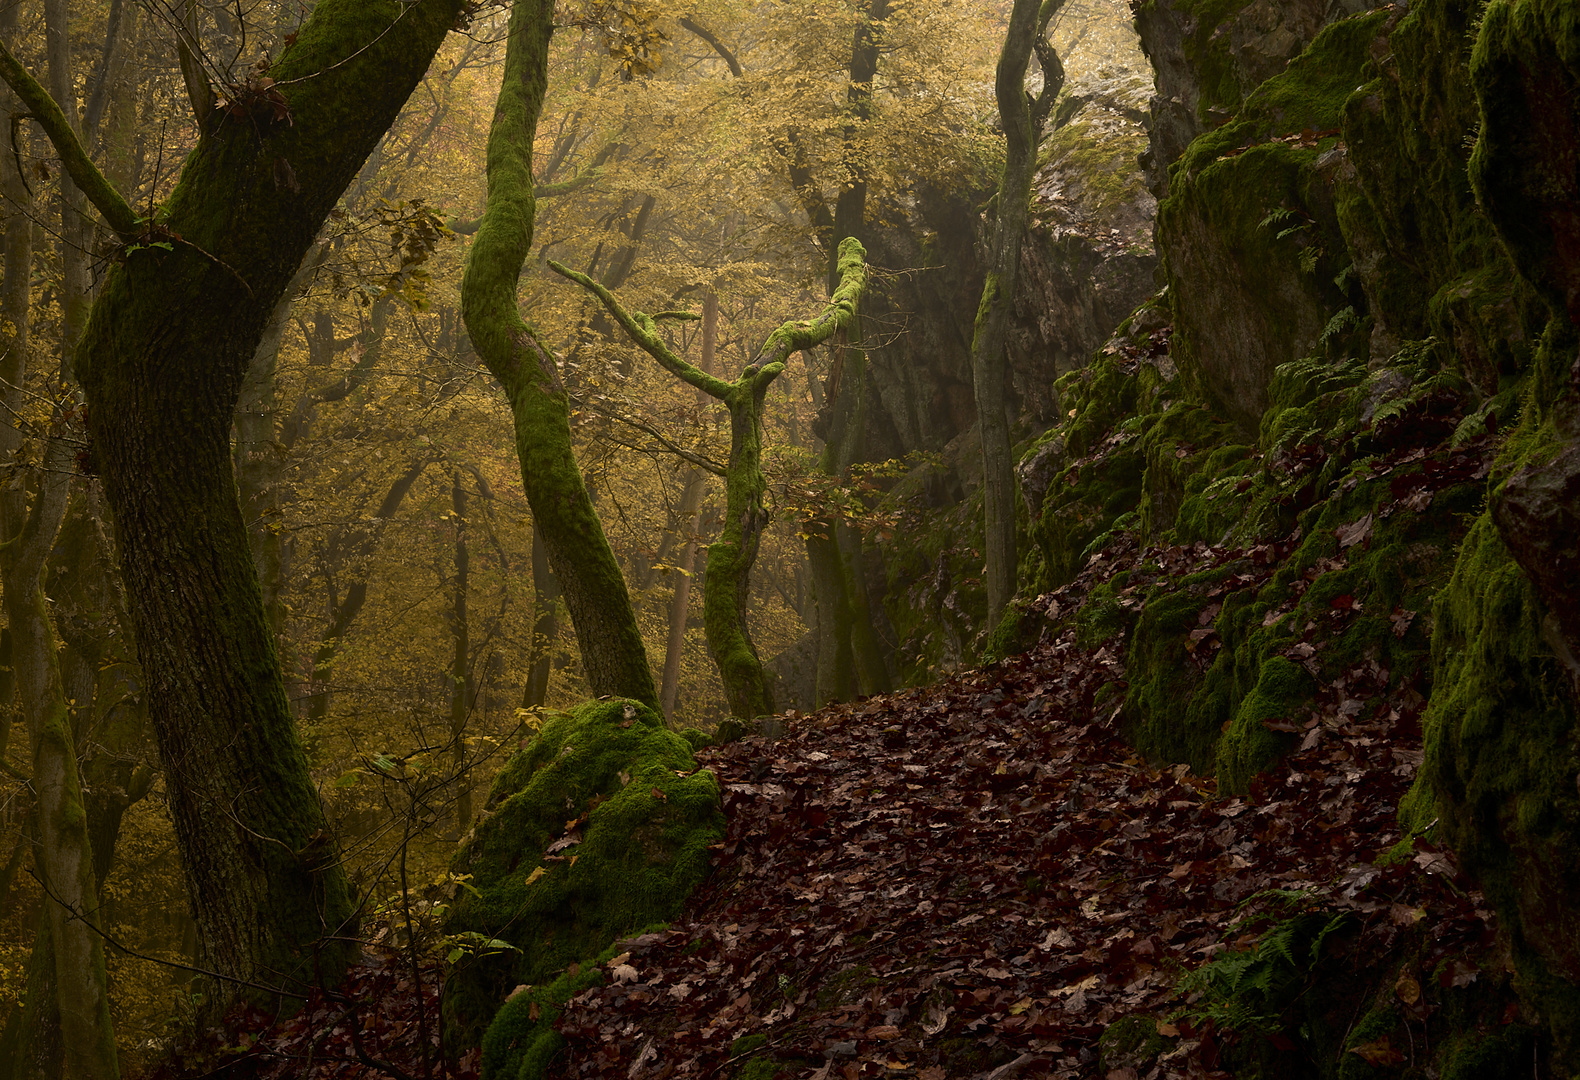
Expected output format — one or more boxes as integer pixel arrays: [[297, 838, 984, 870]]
[[26, 868, 314, 997]]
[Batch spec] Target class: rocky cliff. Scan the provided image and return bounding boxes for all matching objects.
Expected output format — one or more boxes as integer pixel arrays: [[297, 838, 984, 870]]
[[869, 0, 1580, 1071]]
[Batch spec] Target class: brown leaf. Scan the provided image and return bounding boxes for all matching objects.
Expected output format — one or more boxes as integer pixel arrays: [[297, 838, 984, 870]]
[[1348, 1038, 1405, 1066], [1335, 513, 1373, 549], [1394, 972, 1421, 1005]]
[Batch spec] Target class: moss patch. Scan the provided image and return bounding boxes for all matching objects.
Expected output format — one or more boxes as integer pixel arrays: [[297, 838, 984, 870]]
[[443, 697, 723, 1066]]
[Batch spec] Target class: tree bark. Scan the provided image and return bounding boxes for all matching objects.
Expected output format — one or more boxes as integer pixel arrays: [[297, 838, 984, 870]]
[[660, 293, 716, 720], [552, 239, 868, 720], [44, 0, 90, 368], [0, 13, 118, 1071], [2, 0, 468, 1000], [462, 0, 660, 710], [971, 0, 1066, 630], [0, 435, 120, 1080], [523, 525, 561, 709]]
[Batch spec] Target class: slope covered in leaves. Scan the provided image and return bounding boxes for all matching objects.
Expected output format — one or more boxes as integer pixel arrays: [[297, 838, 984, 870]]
[[147, 533, 1526, 1080], [545, 541, 1524, 1080]]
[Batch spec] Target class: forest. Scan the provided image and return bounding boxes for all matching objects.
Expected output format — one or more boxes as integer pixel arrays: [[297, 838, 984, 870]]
[[1, 0, 1578, 1077]]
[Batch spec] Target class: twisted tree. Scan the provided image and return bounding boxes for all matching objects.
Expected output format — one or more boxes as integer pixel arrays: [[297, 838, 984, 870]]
[[0, 0, 467, 1002], [551, 238, 868, 720]]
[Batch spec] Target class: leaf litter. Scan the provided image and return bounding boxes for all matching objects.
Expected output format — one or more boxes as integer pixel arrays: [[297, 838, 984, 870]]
[[146, 440, 1516, 1080], [551, 532, 1511, 1080]]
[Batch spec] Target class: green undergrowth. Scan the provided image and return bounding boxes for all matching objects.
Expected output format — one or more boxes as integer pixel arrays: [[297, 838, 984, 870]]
[[1141, 889, 1536, 1080], [441, 698, 723, 1076]]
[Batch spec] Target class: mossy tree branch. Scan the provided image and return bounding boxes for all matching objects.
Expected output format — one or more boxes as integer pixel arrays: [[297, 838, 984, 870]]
[[461, 0, 659, 710], [0, 39, 139, 237], [552, 237, 868, 720]]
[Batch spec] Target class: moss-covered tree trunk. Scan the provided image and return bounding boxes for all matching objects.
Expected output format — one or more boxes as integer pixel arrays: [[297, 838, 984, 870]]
[[0, 438, 120, 1080], [553, 240, 868, 720], [1, 0, 466, 999], [970, 0, 1066, 629], [461, 0, 659, 711]]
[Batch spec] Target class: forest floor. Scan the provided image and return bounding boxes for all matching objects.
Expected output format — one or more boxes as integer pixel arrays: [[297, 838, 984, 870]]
[[149, 542, 1516, 1080]]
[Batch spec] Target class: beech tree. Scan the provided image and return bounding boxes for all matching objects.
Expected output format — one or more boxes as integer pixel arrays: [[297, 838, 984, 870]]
[[0, 0, 466, 1000], [552, 237, 868, 719], [461, 0, 661, 712], [972, 0, 1066, 630]]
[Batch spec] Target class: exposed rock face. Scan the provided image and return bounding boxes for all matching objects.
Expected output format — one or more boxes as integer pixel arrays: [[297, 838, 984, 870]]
[[1012, 70, 1160, 424], [1135, 0, 1389, 197], [1155, 12, 1387, 429], [858, 184, 985, 465]]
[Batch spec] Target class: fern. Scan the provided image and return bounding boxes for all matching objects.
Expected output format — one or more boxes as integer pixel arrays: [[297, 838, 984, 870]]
[[1319, 306, 1360, 347], [1174, 898, 1356, 1041]]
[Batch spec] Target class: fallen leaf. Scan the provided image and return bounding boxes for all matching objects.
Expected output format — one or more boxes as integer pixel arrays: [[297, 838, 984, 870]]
[[1348, 1038, 1405, 1066], [1395, 972, 1421, 1005], [1335, 513, 1373, 549], [524, 866, 547, 886]]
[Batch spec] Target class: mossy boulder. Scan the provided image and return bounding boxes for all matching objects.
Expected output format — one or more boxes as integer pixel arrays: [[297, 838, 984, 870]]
[[441, 697, 724, 1071]]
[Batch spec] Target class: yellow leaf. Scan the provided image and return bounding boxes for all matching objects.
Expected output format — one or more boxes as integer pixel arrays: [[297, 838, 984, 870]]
[[525, 866, 547, 886]]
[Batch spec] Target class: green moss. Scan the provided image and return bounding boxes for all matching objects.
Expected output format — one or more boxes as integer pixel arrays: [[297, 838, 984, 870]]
[[1123, 571, 1233, 772], [1406, 504, 1580, 1061], [1215, 657, 1310, 791], [443, 698, 723, 1059], [1098, 1014, 1169, 1073], [729, 1033, 769, 1058], [734, 1060, 785, 1080], [1039, 114, 1152, 225], [1178, 10, 1395, 179], [1436, 1024, 1538, 1080], [1138, 400, 1251, 543], [1468, 0, 1580, 325]]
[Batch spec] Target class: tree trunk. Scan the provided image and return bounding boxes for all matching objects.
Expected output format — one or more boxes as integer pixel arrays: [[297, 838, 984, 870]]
[[808, 325, 892, 704], [552, 242, 868, 721], [0, 13, 118, 1070], [448, 471, 475, 831], [45, 0, 89, 369], [461, 0, 659, 710], [2, 0, 469, 1000], [660, 292, 716, 719], [806, 0, 895, 698], [660, 475, 705, 719], [237, 244, 330, 650], [1, 919, 63, 1080], [306, 458, 431, 723], [0, 436, 120, 1080], [523, 525, 561, 709], [971, 0, 1067, 629]]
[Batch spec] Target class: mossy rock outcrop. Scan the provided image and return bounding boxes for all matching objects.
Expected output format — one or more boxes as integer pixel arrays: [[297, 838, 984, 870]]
[[1159, 10, 1391, 431], [441, 698, 723, 1076]]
